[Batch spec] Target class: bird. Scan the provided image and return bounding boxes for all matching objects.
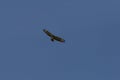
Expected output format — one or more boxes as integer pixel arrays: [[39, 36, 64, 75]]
[[43, 29, 65, 42]]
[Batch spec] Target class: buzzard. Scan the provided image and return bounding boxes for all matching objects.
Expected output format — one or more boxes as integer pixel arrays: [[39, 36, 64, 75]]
[[43, 29, 65, 42]]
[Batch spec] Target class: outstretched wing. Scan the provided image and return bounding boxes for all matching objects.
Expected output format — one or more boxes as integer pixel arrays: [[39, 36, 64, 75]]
[[43, 29, 55, 38], [54, 36, 65, 42]]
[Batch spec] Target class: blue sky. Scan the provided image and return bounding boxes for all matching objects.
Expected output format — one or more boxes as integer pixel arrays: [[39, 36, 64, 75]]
[[0, 0, 120, 80]]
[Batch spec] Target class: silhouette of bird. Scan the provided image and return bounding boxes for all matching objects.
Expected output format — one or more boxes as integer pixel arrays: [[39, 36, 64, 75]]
[[43, 29, 65, 42]]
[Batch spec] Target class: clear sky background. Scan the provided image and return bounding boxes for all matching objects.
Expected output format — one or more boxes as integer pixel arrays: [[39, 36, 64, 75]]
[[0, 0, 120, 80]]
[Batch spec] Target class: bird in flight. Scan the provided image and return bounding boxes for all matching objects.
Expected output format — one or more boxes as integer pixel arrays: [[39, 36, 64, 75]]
[[43, 29, 65, 42]]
